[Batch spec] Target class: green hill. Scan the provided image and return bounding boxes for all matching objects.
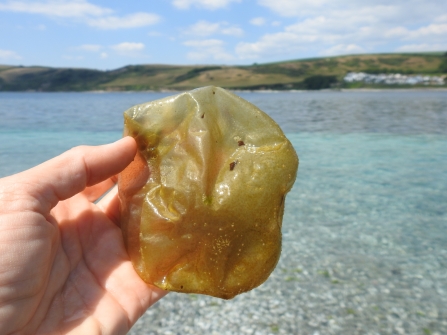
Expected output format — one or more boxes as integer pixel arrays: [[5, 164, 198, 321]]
[[1, 53, 446, 91]]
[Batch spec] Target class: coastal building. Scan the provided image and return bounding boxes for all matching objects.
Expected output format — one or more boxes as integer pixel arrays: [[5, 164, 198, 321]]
[[344, 72, 446, 85]]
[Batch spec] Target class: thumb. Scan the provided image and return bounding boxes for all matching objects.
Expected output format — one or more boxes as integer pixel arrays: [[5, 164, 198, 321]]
[[22, 137, 137, 214]]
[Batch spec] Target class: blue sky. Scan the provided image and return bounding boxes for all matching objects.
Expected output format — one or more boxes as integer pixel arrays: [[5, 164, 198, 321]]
[[1, 0, 446, 70]]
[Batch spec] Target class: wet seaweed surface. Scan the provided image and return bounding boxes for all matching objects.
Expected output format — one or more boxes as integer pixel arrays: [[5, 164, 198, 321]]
[[0, 91, 446, 335]]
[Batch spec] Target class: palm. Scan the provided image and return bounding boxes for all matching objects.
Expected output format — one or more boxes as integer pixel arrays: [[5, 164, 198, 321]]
[[0, 138, 166, 335]]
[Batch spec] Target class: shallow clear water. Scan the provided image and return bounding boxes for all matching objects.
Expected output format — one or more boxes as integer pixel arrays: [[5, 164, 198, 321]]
[[1, 90, 446, 176], [1, 90, 447, 334]]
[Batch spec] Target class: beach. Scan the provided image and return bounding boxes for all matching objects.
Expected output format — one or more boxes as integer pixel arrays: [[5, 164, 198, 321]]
[[129, 131, 447, 335], [0, 90, 446, 334]]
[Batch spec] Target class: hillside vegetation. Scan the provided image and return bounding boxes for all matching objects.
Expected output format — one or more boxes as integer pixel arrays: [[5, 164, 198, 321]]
[[0, 53, 446, 91]]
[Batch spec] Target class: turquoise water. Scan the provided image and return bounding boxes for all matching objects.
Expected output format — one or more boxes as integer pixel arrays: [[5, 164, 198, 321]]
[[284, 132, 447, 254], [1, 90, 447, 334], [1, 90, 446, 266]]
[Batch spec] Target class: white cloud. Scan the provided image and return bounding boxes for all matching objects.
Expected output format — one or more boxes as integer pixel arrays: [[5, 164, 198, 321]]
[[257, 0, 395, 18], [183, 39, 234, 61], [184, 21, 219, 36], [435, 14, 447, 23], [221, 26, 243, 36], [66, 44, 109, 61], [236, 32, 310, 59], [406, 23, 447, 40], [381, 23, 447, 44], [258, 0, 324, 17], [0, 0, 112, 18], [320, 44, 366, 56], [172, 0, 241, 10], [395, 43, 447, 52], [87, 12, 160, 30], [0, 49, 22, 60], [250, 17, 266, 26], [110, 42, 145, 56], [258, 0, 447, 26], [235, 14, 369, 59], [184, 20, 243, 37], [236, 0, 447, 60], [383, 27, 408, 39], [0, 1, 161, 30]]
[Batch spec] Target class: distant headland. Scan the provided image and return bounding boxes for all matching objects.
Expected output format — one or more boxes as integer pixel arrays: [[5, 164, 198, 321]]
[[1, 52, 446, 92]]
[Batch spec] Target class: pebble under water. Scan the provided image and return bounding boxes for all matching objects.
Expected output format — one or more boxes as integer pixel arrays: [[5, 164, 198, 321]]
[[1, 90, 446, 335]]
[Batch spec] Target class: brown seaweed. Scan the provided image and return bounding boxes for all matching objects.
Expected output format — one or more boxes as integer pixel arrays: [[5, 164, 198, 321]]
[[119, 86, 298, 299]]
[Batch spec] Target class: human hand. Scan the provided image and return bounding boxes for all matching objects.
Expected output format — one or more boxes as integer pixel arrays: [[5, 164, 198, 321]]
[[0, 137, 167, 335]]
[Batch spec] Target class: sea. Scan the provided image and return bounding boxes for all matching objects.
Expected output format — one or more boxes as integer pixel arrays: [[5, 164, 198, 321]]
[[1, 90, 446, 335]]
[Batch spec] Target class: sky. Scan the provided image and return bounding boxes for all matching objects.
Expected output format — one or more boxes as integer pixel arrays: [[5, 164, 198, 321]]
[[0, 0, 446, 70]]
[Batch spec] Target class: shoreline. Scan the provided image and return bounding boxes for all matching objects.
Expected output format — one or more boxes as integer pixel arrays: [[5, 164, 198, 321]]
[[2, 53, 446, 93], [1, 87, 447, 94]]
